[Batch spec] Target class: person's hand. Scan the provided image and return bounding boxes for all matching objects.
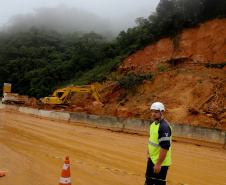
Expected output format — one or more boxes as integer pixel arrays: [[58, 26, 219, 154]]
[[153, 164, 161, 173], [147, 153, 149, 161]]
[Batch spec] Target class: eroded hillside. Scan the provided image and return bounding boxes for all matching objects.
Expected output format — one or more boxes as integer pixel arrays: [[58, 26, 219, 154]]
[[119, 18, 226, 74], [26, 18, 226, 129]]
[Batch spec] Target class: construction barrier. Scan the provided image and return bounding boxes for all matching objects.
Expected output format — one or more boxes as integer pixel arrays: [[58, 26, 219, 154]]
[[0, 104, 225, 148]]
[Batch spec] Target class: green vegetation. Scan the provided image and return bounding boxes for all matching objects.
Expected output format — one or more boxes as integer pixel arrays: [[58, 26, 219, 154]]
[[0, 0, 225, 98], [117, 72, 153, 94], [157, 62, 168, 72]]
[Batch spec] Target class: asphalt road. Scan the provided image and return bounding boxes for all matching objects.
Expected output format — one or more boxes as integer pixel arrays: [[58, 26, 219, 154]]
[[0, 109, 225, 185]]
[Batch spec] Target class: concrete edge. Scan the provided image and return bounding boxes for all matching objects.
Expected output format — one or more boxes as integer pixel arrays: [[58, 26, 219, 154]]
[[0, 104, 225, 148], [172, 136, 225, 149]]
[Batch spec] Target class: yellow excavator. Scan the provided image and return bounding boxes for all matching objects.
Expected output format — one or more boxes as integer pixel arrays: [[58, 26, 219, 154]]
[[39, 84, 102, 104]]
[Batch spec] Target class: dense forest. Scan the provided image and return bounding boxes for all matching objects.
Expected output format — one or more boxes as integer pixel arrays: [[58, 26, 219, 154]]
[[0, 0, 225, 99]]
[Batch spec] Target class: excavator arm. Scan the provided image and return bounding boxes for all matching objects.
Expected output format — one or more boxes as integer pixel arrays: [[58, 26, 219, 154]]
[[39, 84, 102, 105], [70, 85, 101, 102], [59, 86, 73, 103], [52, 86, 71, 97]]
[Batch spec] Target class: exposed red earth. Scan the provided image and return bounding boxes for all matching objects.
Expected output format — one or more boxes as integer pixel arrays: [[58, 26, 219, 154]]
[[24, 18, 226, 129]]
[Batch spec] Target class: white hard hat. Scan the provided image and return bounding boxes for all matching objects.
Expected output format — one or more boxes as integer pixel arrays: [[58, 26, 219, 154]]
[[150, 102, 165, 112]]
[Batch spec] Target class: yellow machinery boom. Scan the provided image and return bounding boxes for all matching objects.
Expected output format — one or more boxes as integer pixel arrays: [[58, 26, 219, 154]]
[[39, 84, 102, 104]]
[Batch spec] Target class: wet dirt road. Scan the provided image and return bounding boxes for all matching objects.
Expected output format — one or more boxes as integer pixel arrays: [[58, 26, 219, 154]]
[[0, 109, 225, 185]]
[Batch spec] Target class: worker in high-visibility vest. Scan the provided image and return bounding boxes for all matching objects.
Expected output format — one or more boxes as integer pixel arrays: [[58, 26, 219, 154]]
[[144, 102, 172, 185]]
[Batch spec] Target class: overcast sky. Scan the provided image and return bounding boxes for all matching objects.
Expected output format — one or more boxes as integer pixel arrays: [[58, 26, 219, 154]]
[[0, 0, 160, 29]]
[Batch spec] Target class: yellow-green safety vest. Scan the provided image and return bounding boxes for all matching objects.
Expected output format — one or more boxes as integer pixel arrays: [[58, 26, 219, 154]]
[[148, 121, 172, 166]]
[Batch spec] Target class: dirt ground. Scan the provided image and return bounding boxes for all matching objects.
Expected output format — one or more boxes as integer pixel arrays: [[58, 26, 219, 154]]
[[0, 109, 226, 185], [26, 66, 226, 130], [24, 18, 226, 130]]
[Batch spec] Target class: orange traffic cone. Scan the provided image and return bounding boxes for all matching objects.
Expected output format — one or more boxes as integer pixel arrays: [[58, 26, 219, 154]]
[[59, 156, 71, 185]]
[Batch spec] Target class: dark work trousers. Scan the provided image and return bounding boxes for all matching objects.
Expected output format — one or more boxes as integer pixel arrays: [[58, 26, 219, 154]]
[[145, 158, 169, 185]]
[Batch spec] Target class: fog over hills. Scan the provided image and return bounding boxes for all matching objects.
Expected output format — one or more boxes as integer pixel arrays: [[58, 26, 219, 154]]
[[0, 3, 157, 39]]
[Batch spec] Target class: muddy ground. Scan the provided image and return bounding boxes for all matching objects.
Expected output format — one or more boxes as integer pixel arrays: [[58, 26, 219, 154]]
[[0, 109, 226, 185], [25, 66, 226, 130]]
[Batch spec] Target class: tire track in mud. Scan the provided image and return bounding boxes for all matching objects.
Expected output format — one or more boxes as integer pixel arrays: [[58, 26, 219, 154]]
[[0, 109, 225, 185]]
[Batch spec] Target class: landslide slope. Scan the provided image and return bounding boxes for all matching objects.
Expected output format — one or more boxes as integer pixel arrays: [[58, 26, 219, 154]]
[[28, 18, 226, 129], [70, 18, 226, 129]]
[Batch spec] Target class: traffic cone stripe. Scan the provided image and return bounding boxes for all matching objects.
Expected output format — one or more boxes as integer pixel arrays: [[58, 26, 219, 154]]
[[60, 177, 71, 184], [63, 164, 70, 170]]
